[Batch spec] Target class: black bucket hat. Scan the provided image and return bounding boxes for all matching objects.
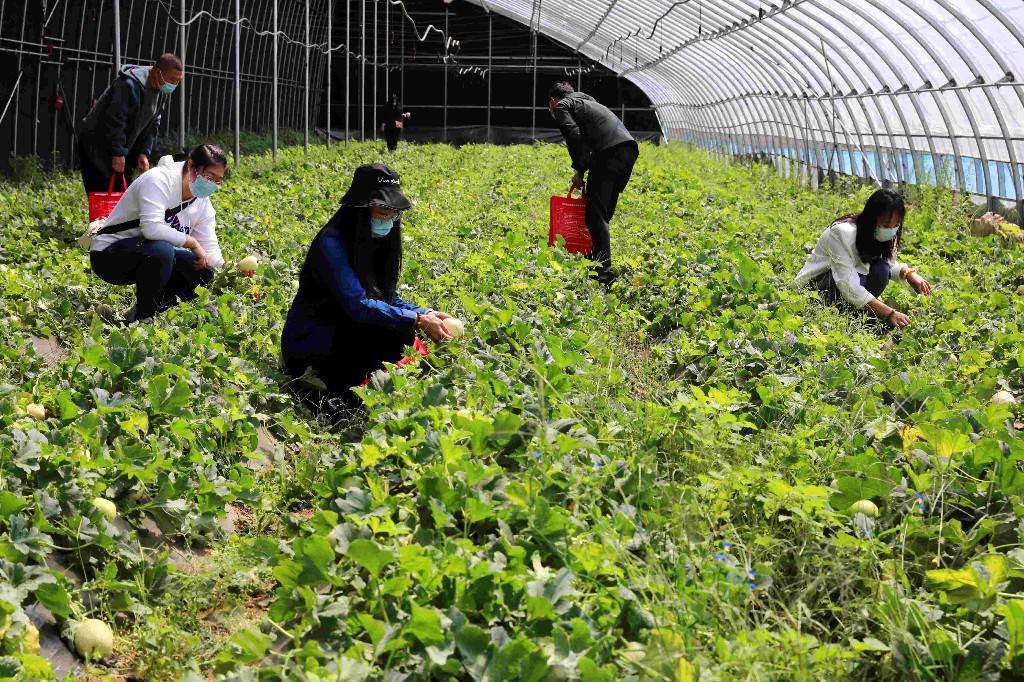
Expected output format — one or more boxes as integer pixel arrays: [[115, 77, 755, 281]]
[[339, 163, 412, 210]]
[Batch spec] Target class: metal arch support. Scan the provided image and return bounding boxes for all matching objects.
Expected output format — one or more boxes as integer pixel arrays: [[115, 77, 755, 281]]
[[901, 0, 1023, 207], [327, 0, 332, 146], [857, 0, 987, 197], [744, 3, 902, 183], [662, 43, 810, 167], [273, 0, 279, 158], [234, 0, 241, 165], [694, 0, 886, 182], [653, 1, 873, 180], [574, 0, 617, 53], [663, 8, 846, 177], [642, 0, 955, 189], [793, 0, 928, 185], [830, 0, 968, 192]]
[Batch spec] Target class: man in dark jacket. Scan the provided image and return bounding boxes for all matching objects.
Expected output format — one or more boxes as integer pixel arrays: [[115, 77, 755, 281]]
[[77, 53, 183, 194], [548, 81, 639, 285]]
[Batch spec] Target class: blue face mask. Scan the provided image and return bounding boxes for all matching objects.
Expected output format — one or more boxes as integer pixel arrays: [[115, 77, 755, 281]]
[[874, 225, 899, 242], [161, 82, 177, 95], [189, 174, 219, 198], [371, 217, 395, 238]]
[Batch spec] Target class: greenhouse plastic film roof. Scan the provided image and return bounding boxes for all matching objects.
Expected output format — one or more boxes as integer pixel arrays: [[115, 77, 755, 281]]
[[467, 0, 1024, 202]]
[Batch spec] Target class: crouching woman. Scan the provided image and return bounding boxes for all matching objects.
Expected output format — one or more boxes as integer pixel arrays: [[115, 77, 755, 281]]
[[795, 188, 932, 329], [89, 144, 227, 322], [281, 163, 453, 415]]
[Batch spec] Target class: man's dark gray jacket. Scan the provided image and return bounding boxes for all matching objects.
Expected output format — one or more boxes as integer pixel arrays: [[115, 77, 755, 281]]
[[551, 92, 635, 173]]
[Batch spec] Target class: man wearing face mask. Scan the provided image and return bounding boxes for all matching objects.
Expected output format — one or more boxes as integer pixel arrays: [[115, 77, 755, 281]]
[[76, 53, 184, 194], [282, 163, 455, 418], [89, 144, 227, 324], [547, 80, 639, 286]]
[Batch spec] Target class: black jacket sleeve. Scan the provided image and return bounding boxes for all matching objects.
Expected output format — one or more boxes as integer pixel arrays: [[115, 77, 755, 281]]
[[101, 78, 141, 157], [552, 100, 590, 173], [132, 110, 161, 158]]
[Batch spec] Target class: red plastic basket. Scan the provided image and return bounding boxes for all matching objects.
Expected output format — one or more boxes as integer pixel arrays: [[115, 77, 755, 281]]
[[88, 174, 128, 222], [548, 189, 591, 255], [359, 337, 429, 387]]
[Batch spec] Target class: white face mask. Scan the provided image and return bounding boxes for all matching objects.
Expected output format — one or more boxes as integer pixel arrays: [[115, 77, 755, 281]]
[[874, 225, 899, 242]]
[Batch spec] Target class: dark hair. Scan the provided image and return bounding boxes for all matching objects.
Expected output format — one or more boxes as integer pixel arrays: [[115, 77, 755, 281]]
[[327, 206, 402, 301], [836, 188, 905, 262], [187, 143, 227, 171], [156, 53, 184, 72], [548, 81, 574, 100]]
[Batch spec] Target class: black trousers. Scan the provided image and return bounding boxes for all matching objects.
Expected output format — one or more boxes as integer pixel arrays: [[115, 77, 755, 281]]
[[585, 141, 639, 281], [78, 140, 136, 195], [815, 259, 890, 306], [384, 127, 401, 152], [283, 323, 414, 415], [90, 238, 213, 319]]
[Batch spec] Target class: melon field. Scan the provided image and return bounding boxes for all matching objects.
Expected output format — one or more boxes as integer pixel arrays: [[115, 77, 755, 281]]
[[2, 141, 1024, 680]]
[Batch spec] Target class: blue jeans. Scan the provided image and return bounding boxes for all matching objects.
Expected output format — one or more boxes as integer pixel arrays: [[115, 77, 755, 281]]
[[90, 238, 213, 319], [815, 259, 890, 306]]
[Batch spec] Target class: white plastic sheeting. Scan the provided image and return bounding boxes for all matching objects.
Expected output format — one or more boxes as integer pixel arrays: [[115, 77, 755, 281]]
[[466, 0, 1024, 202]]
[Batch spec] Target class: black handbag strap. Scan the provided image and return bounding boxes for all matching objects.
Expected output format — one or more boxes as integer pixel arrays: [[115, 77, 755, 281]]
[[98, 198, 198, 236]]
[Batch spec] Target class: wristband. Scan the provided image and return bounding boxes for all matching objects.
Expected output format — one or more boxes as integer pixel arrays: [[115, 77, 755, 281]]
[[900, 266, 917, 281]]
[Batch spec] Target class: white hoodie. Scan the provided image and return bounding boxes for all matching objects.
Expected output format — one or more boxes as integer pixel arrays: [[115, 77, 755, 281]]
[[90, 155, 224, 269]]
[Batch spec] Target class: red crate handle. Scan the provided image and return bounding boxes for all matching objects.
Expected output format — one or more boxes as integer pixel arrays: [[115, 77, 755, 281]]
[[106, 173, 128, 195]]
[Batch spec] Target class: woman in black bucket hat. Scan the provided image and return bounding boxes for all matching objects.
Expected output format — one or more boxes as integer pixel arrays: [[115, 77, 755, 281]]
[[281, 163, 454, 418]]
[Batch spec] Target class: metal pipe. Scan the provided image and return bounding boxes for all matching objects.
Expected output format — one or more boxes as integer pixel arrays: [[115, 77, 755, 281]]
[[179, 0, 185, 151], [273, 0, 278, 159], [530, 25, 537, 140], [345, 0, 350, 142], [327, 0, 332, 145], [443, 5, 448, 142], [486, 12, 491, 142], [360, 0, 365, 140], [233, 0, 240, 165], [372, 0, 377, 140], [400, 9, 404, 102], [384, 0, 388, 106], [304, 0, 310, 151], [113, 0, 121, 71]]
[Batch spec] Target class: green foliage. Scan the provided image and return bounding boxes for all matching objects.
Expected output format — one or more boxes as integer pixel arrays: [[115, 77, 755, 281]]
[[0, 139, 1022, 679]]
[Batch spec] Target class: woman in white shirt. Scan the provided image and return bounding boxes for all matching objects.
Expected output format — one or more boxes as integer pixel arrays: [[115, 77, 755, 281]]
[[795, 189, 932, 329], [89, 144, 227, 322]]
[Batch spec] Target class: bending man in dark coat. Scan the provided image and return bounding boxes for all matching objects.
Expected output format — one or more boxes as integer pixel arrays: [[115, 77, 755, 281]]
[[548, 81, 639, 285], [77, 53, 183, 194]]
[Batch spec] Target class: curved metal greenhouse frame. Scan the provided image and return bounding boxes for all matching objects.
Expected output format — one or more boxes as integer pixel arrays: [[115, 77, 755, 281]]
[[466, 0, 1024, 211]]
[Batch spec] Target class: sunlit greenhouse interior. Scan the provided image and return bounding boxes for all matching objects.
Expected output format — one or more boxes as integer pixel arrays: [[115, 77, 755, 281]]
[[2, 1, 1024, 679]]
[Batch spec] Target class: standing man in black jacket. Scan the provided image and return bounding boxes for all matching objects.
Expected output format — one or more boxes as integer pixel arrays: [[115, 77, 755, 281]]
[[76, 53, 183, 194], [548, 81, 639, 285]]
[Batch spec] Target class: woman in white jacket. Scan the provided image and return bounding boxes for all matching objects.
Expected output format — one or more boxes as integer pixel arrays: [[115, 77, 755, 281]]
[[89, 144, 227, 322], [795, 189, 932, 329]]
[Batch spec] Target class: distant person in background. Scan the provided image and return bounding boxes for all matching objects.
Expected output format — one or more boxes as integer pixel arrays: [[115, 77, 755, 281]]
[[282, 164, 453, 418], [380, 93, 411, 152], [795, 188, 932, 329], [90, 144, 227, 324], [548, 80, 639, 286], [77, 53, 183, 194]]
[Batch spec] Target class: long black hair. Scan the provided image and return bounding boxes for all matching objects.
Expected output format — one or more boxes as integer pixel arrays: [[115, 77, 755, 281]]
[[324, 204, 403, 301], [835, 188, 905, 263]]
